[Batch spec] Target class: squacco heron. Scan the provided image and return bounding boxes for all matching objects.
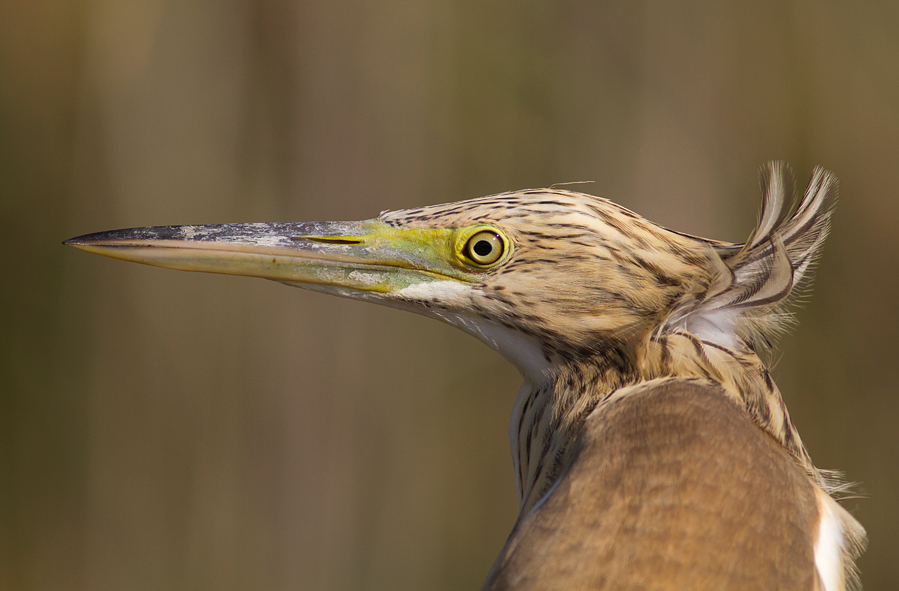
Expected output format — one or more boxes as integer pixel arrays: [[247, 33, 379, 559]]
[[66, 162, 865, 590]]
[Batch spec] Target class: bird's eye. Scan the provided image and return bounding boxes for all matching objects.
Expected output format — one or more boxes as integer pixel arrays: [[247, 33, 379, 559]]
[[464, 230, 506, 266]]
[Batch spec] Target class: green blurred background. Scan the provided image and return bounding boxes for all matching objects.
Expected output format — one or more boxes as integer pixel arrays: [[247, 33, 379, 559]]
[[2, 1, 897, 589]]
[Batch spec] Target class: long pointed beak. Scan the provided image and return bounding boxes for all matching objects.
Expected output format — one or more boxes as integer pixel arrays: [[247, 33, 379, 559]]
[[64, 220, 472, 294]]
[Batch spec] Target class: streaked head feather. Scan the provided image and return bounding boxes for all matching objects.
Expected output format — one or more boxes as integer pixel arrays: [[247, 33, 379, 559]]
[[663, 162, 836, 353]]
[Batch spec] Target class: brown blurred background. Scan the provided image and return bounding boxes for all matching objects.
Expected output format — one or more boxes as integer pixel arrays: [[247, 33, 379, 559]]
[[2, 1, 897, 589]]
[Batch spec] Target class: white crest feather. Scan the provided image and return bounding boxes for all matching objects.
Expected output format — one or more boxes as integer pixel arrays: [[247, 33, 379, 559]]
[[664, 162, 837, 351]]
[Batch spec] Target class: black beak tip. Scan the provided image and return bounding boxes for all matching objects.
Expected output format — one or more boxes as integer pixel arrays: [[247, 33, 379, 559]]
[[64, 230, 116, 248], [63, 233, 97, 247], [64, 229, 130, 247]]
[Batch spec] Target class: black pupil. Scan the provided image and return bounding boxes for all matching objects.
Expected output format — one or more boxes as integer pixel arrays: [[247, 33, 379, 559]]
[[473, 238, 494, 257]]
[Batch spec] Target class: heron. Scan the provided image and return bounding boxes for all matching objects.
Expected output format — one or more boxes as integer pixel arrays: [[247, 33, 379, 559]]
[[66, 162, 864, 590]]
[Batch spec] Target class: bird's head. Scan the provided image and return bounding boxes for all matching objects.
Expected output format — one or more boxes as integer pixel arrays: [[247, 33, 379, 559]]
[[65, 164, 834, 386], [64, 191, 700, 384]]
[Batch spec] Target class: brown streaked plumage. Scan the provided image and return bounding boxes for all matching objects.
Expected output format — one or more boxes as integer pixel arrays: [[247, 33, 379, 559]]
[[485, 380, 822, 591], [65, 162, 865, 590]]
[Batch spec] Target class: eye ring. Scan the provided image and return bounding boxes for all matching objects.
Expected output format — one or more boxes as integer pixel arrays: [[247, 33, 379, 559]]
[[464, 229, 506, 266]]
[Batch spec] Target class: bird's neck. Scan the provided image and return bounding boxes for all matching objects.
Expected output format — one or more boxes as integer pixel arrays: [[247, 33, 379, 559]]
[[511, 332, 817, 519]]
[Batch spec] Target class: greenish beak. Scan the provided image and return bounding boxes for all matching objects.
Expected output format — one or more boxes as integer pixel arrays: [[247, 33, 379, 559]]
[[64, 220, 492, 295]]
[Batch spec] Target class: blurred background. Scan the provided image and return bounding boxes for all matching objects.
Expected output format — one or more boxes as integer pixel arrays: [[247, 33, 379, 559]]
[[2, 1, 897, 589]]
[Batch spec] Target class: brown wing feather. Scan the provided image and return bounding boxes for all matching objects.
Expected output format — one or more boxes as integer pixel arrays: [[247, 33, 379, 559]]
[[483, 380, 820, 591]]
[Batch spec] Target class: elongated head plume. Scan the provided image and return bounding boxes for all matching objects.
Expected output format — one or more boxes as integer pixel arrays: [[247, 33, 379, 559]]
[[662, 161, 836, 354]]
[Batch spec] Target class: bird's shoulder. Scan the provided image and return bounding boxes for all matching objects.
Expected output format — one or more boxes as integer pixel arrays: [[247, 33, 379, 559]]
[[484, 378, 822, 591]]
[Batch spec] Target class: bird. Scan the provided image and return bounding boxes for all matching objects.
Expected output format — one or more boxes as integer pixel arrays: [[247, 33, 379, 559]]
[[66, 162, 865, 590]]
